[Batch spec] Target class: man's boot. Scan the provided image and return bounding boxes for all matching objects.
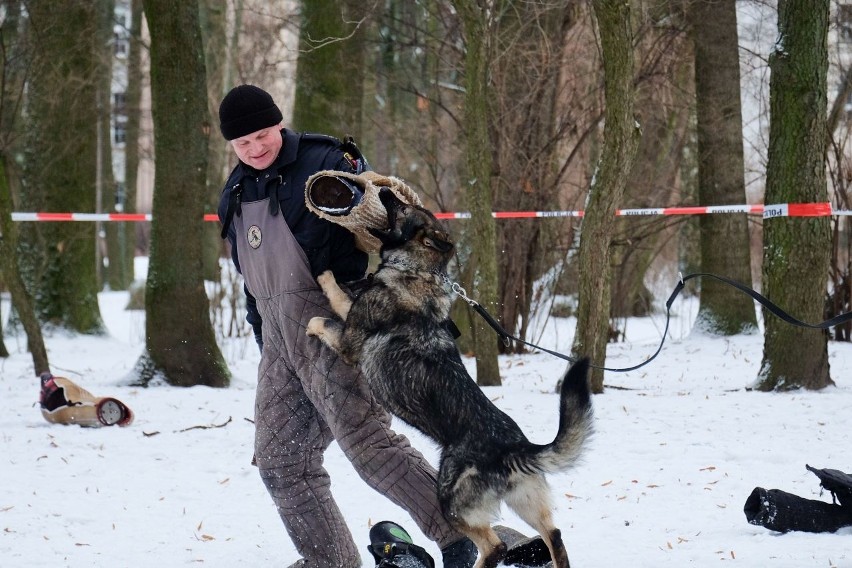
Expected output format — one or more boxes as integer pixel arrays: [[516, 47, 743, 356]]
[[440, 537, 478, 568]]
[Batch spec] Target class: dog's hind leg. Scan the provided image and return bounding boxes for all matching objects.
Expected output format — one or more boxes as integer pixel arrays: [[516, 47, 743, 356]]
[[316, 270, 353, 319], [451, 521, 505, 568], [505, 475, 570, 568], [440, 461, 506, 568]]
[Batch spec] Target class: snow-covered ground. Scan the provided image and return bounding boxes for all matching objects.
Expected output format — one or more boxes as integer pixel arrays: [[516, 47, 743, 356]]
[[2, 263, 851, 567]]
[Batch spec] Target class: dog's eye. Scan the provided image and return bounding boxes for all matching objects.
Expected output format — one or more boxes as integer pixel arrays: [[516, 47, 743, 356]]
[[423, 234, 452, 253]]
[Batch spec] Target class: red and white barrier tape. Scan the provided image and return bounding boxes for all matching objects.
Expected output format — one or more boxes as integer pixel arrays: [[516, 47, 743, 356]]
[[435, 202, 840, 219], [9, 212, 219, 222], [9, 202, 849, 222]]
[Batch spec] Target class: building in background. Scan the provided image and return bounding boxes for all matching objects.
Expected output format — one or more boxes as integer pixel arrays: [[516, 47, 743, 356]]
[[111, 0, 131, 215]]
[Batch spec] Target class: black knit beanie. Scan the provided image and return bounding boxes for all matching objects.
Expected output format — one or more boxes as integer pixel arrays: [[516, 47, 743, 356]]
[[219, 85, 283, 140]]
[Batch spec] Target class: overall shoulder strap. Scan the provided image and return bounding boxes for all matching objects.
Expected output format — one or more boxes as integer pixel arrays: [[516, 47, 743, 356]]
[[301, 132, 370, 173]]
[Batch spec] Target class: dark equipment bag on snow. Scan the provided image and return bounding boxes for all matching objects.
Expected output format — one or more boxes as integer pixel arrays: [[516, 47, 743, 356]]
[[744, 464, 852, 533]]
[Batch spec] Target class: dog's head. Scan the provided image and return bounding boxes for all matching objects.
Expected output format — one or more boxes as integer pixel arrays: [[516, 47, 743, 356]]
[[369, 189, 454, 272]]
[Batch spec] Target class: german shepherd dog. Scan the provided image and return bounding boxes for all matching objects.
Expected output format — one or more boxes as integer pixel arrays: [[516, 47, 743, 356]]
[[306, 191, 593, 568]]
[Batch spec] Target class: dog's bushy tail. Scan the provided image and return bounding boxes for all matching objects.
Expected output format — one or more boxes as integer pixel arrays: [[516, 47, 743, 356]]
[[536, 357, 593, 473]]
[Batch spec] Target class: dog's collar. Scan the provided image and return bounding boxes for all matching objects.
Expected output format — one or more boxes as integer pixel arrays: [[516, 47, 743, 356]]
[[381, 256, 472, 305]]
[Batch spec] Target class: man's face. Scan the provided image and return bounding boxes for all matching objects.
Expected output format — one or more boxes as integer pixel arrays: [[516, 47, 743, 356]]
[[230, 125, 283, 170]]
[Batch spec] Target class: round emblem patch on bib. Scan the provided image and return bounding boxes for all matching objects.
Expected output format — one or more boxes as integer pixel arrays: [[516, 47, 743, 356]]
[[247, 225, 262, 249]]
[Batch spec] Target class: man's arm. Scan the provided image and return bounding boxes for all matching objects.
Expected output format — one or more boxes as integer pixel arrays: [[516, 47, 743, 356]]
[[244, 285, 263, 351]]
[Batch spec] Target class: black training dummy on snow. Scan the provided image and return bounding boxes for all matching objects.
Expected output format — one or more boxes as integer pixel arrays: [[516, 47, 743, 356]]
[[744, 464, 852, 533]]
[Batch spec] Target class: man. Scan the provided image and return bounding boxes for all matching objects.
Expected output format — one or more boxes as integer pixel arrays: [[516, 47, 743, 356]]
[[217, 84, 477, 568]]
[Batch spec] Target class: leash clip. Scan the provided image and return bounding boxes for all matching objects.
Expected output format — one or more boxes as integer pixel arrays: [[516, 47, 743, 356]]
[[438, 272, 478, 307], [451, 282, 477, 306]]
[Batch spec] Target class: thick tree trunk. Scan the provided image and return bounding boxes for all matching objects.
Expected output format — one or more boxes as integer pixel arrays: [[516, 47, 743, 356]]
[[200, 0, 229, 283], [23, 2, 105, 334], [0, 156, 49, 374], [453, 1, 501, 386], [292, 0, 367, 139], [758, 0, 832, 391], [689, 0, 758, 335], [139, 0, 230, 387], [573, 0, 640, 392]]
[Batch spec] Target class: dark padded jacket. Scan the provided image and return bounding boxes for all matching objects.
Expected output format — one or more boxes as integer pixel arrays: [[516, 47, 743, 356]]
[[218, 128, 369, 344]]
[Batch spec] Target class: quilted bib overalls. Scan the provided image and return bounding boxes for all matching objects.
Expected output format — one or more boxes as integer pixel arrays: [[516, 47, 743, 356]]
[[234, 196, 459, 566]]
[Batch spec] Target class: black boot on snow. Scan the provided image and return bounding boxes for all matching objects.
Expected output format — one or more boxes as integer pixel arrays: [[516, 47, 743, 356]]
[[494, 525, 553, 567], [441, 537, 478, 568], [367, 521, 435, 568]]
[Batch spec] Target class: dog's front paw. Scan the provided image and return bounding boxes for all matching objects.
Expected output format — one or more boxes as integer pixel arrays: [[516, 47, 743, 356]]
[[306, 317, 327, 338], [316, 270, 336, 289]]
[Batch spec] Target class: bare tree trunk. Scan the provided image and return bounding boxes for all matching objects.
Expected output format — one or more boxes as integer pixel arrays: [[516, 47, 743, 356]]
[[689, 0, 758, 335], [136, 0, 230, 387], [613, 15, 691, 321], [0, 300, 7, 358], [104, 15, 137, 290], [573, 0, 640, 393], [122, 0, 143, 272], [99, 1, 126, 292], [0, 155, 49, 374], [200, 0, 229, 283], [757, 0, 832, 391], [453, 0, 501, 386], [292, 0, 367, 139], [492, 1, 573, 352], [0, 0, 25, 361], [23, 2, 105, 334]]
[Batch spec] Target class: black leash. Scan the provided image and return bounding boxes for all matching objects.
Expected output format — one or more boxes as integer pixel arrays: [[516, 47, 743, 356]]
[[448, 272, 852, 373]]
